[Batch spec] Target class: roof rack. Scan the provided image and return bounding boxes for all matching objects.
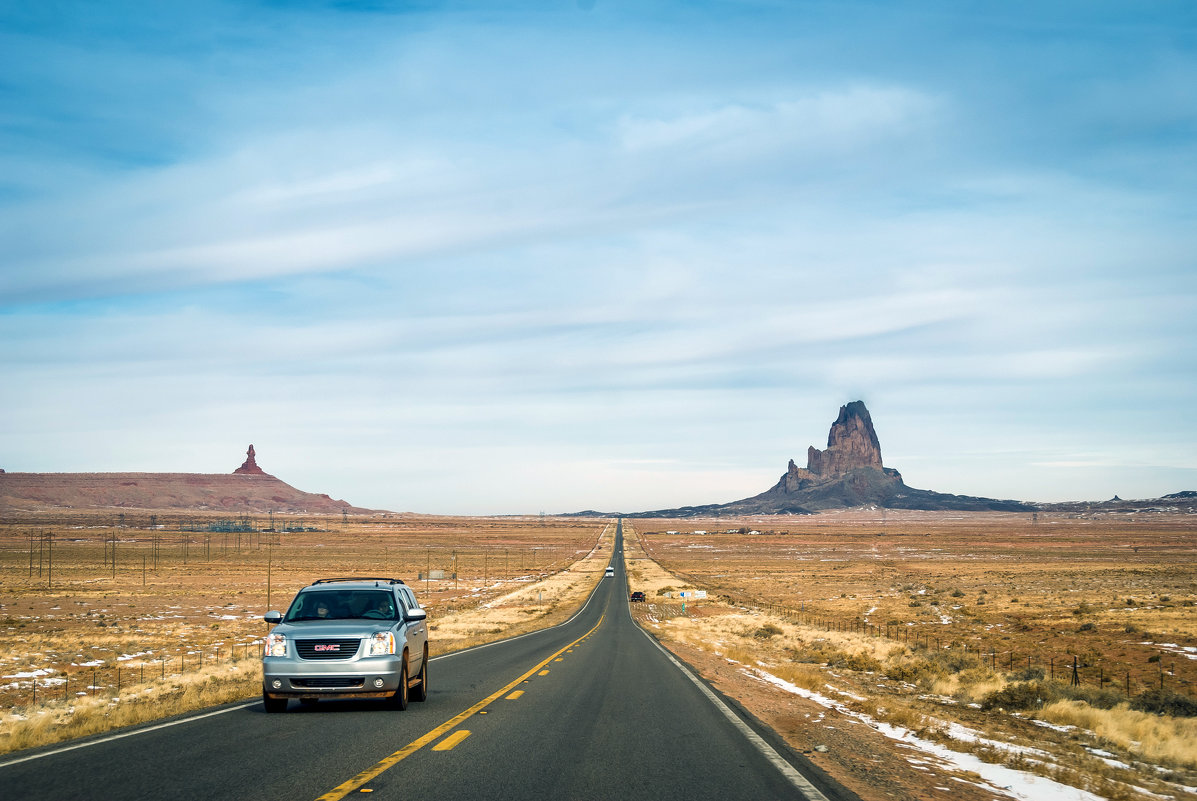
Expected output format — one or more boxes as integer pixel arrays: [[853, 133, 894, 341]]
[[310, 577, 406, 586]]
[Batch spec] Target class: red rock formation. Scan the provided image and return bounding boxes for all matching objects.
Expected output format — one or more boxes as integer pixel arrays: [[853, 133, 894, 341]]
[[233, 444, 268, 476]]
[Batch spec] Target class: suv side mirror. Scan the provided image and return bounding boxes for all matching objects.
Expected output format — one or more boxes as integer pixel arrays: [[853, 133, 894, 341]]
[[404, 608, 427, 622], [265, 611, 282, 624]]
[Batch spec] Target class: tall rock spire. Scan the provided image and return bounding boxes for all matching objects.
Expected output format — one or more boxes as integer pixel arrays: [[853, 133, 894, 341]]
[[233, 444, 267, 476], [805, 400, 883, 476]]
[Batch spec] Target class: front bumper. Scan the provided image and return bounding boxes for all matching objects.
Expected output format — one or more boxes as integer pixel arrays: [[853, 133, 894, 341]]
[[262, 654, 405, 698]]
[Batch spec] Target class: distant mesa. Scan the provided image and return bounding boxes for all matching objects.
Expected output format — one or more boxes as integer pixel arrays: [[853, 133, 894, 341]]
[[0, 445, 376, 515], [233, 444, 269, 476]]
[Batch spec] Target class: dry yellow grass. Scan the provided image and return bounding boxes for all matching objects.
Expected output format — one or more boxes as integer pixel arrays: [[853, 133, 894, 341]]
[[1038, 699, 1197, 769], [1, 661, 262, 755]]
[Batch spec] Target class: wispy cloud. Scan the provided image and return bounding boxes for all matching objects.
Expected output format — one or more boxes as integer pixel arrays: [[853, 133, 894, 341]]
[[1, 1, 1195, 512]]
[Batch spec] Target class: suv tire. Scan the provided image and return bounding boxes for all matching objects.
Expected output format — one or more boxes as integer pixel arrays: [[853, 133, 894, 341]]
[[411, 645, 429, 702], [390, 658, 409, 710]]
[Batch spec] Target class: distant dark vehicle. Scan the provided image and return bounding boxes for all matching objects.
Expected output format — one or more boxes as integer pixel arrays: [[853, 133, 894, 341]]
[[629, 591, 646, 602]]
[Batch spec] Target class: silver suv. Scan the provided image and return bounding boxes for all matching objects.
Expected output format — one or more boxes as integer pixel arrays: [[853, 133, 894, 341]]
[[261, 577, 429, 712]]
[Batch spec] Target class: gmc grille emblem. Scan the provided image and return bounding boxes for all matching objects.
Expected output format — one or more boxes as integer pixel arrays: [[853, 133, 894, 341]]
[[314, 644, 340, 652]]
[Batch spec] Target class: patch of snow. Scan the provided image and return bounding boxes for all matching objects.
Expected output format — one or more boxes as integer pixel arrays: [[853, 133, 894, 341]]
[[750, 669, 1104, 801], [4, 668, 55, 679], [1031, 720, 1075, 733]]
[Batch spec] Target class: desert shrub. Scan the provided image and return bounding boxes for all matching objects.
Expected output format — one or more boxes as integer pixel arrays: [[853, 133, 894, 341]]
[[1130, 689, 1197, 718], [1073, 602, 1093, 616], [982, 682, 1051, 711], [834, 651, 882, 672], [752, 623, 783, 640], [884, 657, 945, 685], [956, 666, 995, 686], [981, 681, 1058, 711], [1060, 684, 1123, 710], [950, 589, 965, 598], [1078, 622, 1097, 632], [1009, 666, 1045, 681], [938, 650, 984, 674], [787, 642, 844, 665], [656, 587, 675, 596]]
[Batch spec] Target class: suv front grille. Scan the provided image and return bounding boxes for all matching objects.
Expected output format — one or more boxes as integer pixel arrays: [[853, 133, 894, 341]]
[[295, 638, 361, 660], [292, 677, 365, 689]]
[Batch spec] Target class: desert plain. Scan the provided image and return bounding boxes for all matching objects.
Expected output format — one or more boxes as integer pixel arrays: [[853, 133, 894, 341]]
[[1, 507, 1195, 800]]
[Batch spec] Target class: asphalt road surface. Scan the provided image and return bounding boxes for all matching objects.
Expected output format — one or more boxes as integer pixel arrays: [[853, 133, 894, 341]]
[[2, 521, 858, 801]]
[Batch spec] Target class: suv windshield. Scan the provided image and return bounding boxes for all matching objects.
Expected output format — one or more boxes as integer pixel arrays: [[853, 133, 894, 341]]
[[284, 590, 398, 622]]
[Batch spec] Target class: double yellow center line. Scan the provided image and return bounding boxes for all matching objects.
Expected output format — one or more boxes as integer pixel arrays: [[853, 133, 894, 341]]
[[315, 614, 604, 801]]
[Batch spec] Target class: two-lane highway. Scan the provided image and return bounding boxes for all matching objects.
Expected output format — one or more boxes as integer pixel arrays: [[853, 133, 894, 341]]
[[2, 521, 857, 801]]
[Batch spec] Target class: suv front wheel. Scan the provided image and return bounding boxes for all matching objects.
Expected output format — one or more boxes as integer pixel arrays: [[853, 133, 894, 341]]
[[410, 645, 429, 702], [390, 657, 409, 710]]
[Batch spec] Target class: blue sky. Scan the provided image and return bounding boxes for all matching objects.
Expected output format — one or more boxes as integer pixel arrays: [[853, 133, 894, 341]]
[[2, 1, 1195, 514]]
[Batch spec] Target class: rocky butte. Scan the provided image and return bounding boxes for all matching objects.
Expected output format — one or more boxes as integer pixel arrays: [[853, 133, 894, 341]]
[[623, 400, 1035, 517]]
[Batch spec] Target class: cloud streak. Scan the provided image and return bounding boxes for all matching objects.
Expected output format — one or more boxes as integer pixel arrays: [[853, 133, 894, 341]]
[[1, 1, 1195, 513]]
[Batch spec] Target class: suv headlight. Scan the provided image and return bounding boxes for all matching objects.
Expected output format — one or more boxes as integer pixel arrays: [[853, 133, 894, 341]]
[[264, 632, 287, 657], [367, 631, 396, 656]]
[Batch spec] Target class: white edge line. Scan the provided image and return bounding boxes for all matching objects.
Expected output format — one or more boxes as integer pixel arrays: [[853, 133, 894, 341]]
[[636, 627, 831, 801], [0, 701, 257, 769], [1, 522, 615, 769], [624, 519, 831, 801]]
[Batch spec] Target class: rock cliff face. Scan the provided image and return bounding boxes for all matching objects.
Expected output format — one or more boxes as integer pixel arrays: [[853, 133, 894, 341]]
[[779, 401, 888, 493], [809, 400, 883, 475]]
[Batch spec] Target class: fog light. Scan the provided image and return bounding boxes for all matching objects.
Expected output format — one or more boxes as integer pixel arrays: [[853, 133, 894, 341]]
[[271, 679, 283, 690], [373, 678, 385, 688]]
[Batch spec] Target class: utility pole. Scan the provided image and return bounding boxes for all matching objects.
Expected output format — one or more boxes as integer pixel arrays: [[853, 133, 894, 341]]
[[266, 542, 273, 611]]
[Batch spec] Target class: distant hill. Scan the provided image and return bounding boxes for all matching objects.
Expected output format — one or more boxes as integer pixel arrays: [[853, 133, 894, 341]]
[[1035, 491, 1197, 515], [0, 445, 376, 514]]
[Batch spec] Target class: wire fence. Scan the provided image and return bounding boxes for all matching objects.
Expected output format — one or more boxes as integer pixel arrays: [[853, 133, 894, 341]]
[[22, 640, 265, 709]]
